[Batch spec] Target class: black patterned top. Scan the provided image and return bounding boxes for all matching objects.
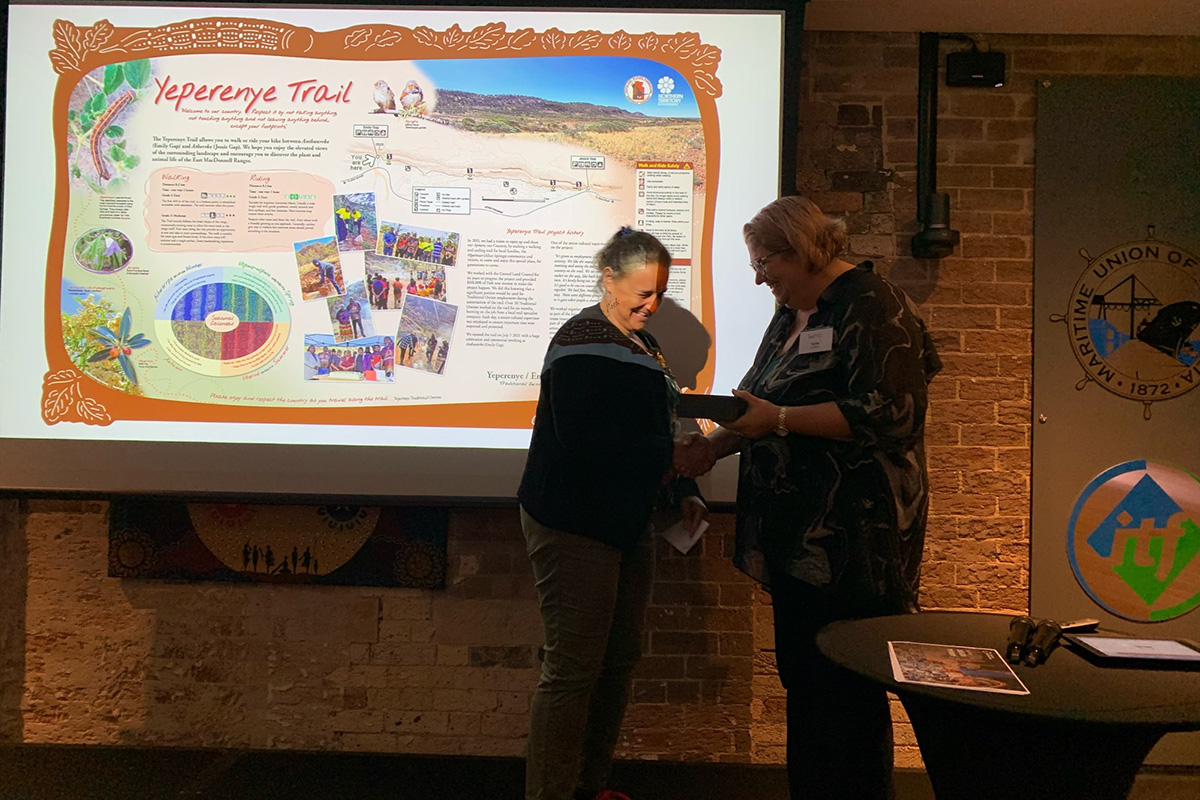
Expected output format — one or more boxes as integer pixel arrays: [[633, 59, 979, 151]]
[[734, 262, 941, 613]]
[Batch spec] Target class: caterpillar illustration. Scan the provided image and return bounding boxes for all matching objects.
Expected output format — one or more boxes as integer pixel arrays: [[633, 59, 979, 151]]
[[89, 90, 135, 181]]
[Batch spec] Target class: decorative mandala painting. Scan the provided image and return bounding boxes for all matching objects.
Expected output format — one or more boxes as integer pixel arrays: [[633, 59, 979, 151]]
[[108, 499, 447, 588]]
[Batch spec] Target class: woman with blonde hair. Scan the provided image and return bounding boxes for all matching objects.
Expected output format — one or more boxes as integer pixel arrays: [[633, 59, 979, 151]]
[[694, 195, 941, 800]]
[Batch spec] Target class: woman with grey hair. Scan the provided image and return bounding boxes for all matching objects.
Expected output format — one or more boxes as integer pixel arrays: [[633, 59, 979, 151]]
[[696, 195, 941, 800], [517, 227, 707, 800]]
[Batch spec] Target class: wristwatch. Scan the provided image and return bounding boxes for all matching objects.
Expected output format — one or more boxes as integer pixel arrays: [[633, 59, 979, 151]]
[[774, 405, 789, 437]]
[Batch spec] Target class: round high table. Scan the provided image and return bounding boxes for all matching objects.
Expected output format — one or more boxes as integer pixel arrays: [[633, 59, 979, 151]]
[[816, 611, 1200, 800]]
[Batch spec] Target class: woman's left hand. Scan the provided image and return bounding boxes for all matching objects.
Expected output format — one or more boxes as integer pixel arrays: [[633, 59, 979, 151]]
[[719, 389, 782, 439], [681, 495, 709, 536]]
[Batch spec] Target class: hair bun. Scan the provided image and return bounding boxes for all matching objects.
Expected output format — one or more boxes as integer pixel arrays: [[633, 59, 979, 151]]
[[617, 226, 636, 237]]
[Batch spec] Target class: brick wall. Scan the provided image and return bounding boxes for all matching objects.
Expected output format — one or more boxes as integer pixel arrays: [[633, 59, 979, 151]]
[[0, 498, 24, 743], [1, 30, 1196, 768]]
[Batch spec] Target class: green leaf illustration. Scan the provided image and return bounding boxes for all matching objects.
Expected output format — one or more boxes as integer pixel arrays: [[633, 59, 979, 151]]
[[86, 92, 107, 115], [103, 64, 125, 95], [124, 60, 151, 89], [89, 327, 118, 345], [117, 352, 138, 384]]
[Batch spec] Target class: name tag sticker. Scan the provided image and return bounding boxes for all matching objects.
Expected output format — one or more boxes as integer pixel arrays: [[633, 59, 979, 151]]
[[797, 327, 834, 354]]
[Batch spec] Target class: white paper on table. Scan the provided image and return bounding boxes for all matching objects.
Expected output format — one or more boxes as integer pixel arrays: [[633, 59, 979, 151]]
[[657, 519, 709, 554]]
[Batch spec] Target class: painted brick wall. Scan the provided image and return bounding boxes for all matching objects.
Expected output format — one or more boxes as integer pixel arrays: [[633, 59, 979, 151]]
[[1, 31, 1196, 770]]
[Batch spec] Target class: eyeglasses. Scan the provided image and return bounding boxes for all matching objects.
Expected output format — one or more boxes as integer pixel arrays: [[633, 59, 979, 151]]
[[750, 249, 791, 274]]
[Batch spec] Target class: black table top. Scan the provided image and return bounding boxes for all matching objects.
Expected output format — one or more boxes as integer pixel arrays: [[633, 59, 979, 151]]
[[816, 611, 1200, 730]]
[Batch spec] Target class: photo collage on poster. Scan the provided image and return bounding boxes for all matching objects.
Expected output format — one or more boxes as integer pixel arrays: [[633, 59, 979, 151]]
[[296, 191, 461, 383]]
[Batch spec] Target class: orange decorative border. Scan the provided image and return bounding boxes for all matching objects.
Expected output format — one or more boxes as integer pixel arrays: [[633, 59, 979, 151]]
[[51, 19, 723, 96], [45, 16, 722, 428]]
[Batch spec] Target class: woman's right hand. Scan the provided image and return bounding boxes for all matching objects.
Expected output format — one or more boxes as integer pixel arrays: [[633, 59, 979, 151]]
[[673, 432, 716, 478]]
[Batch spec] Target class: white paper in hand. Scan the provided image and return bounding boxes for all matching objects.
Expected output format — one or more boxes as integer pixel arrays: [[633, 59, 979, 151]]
[[658, 519, 709, 554]]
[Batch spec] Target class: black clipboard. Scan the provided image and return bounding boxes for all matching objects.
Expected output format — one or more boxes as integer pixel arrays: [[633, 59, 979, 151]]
[[675, 394, 747, 422]]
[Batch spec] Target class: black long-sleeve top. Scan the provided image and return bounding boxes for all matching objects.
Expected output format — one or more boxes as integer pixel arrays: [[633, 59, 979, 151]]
[[518, 304, 686, 550]]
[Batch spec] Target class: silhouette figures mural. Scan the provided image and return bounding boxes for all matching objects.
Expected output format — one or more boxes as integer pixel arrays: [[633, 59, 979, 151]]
[[108, 501, 447, 588]]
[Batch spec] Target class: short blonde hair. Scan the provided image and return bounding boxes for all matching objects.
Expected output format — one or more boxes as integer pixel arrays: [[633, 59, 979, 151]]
[[743, 196, 847, 273]]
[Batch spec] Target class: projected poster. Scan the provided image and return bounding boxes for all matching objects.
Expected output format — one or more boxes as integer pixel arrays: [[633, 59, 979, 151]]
[[32, 11, 727, 431]]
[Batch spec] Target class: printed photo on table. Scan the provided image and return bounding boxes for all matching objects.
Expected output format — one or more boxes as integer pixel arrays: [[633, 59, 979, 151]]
[[294, 235, 345, 300], [303, 332, 395, 382], [394, 294, 457, 375], [333, 192, 378, 253], [326, 279, 375, 343]]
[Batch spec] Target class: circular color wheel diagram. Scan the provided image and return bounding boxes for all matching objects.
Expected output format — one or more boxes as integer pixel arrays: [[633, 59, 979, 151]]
[[154, 266, 290, 376]]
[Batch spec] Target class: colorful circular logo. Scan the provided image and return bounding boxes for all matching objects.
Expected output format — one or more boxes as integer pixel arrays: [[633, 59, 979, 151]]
[[153, 265, 290, 377], [1067, 460, 1200, 622], [1056, 230, 1200, 415], [624, 76, 652, 105]]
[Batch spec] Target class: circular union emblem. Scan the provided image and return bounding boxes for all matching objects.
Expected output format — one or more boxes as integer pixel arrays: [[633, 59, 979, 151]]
[[1054, 228, 1200, 417], [1067, 459, 1200, 622], [624, 76, 652, 105]]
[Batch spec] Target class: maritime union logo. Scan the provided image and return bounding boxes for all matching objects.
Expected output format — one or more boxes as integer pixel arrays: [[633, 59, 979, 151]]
[[1068, 460, 1200, 622], [1050, 227, 1200, 419]]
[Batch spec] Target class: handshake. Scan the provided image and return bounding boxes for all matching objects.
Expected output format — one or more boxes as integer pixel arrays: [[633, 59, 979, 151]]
[[672, 432, 717, 479]]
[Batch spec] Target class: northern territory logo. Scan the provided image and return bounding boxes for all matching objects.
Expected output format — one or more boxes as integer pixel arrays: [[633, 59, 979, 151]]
[[1050, 227, 1200, 419], [1068, 460, 1200, 622]]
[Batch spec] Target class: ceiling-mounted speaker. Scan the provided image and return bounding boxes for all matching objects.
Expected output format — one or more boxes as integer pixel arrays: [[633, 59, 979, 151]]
[[945, 50, 1006, 88]]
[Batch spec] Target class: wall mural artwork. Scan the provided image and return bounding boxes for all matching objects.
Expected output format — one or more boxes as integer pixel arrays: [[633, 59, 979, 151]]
[[1067, 460, 1200, 622], [1050, 227, 1200, 420], [108, 499, 447, 588]]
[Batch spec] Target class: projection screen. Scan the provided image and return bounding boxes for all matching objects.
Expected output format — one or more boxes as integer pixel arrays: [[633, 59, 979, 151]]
[[0, 2, 793, 501]]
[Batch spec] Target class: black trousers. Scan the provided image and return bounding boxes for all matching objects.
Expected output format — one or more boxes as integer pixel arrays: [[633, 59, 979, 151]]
[[767, 565, 901, 800]]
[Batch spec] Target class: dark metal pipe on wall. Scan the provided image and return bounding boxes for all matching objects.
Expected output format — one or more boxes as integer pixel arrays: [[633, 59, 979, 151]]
[[911, 31, 959, 259], [916, 31, 939, 209]]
